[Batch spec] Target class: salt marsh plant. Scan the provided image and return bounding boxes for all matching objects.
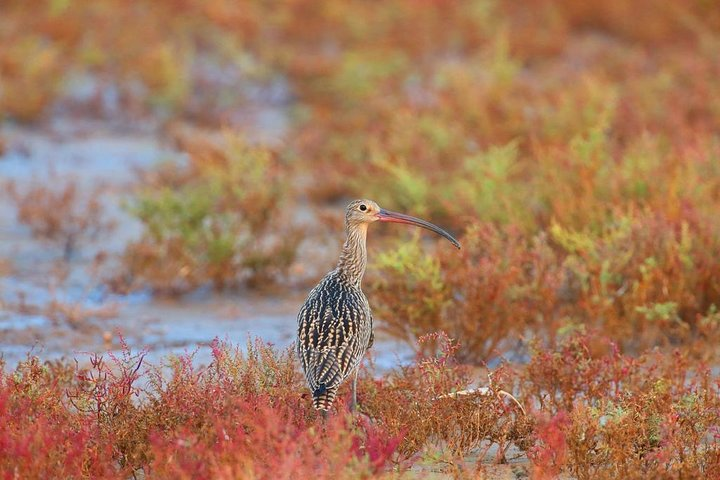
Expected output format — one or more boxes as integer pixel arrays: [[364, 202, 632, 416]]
[[121, 133, 303, 294], [371, 211, 720, 363], [0, 339, 438, 478], [3, 335, 718, 478], [525, 333, 720, 479], [6, 179, 115, 260]]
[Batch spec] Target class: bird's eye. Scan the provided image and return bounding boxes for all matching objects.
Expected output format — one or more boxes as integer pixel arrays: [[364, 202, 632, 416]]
[[359, 204, 367, 211]]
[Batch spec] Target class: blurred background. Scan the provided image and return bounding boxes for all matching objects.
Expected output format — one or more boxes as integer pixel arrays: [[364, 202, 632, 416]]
[[1, 0, 720, 369]]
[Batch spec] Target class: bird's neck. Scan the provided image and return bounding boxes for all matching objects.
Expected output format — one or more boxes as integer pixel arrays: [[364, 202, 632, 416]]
[[336, 222, 368, 286]]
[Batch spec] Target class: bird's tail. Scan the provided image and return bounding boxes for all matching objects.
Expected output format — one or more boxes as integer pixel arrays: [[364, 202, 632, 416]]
[[312, 384, 338, 412]]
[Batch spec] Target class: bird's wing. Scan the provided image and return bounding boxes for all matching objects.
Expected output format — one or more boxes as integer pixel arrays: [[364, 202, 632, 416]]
[[297, 292, 370, 394], [368, 312, 374, 350]]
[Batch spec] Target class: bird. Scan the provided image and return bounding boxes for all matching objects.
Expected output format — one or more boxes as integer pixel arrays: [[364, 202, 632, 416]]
[[297, 199, 460, 415]]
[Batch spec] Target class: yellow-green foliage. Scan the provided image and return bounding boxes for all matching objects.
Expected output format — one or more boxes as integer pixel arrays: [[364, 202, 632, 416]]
[[372, 237, 451, 342], [123, 134, 303, 293]]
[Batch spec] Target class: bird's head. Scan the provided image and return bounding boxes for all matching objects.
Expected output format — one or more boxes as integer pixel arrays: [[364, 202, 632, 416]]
[[345, 199, 461, 249]]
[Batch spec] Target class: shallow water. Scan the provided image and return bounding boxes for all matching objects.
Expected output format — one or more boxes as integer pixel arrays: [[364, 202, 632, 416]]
[[0, 122, 414, 371]]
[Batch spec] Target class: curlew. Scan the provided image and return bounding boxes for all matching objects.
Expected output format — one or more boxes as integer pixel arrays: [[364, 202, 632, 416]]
[[297, 199, 460, 415]]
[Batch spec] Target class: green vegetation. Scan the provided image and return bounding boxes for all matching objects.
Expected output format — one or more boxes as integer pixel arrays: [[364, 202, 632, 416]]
[[121, 134, 303, 293]]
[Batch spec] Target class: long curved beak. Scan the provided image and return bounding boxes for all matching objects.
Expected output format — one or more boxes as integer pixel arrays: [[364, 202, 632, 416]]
[[377, 209, 461, 249]]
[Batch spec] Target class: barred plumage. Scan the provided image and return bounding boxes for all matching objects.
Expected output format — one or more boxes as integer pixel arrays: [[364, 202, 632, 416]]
[[297, 199, 460, 415], [297, 269, 373, 411]]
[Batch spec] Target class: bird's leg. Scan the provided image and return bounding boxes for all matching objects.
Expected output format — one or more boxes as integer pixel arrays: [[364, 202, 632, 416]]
[[350, 367, 359, 412]]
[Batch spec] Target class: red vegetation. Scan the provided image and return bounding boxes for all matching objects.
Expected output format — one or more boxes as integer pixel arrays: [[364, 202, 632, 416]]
[[524, 334, 720, 479], [0, 335, 535, 478], [3, 334, 718, 478], [0, 339, 411, 478]]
